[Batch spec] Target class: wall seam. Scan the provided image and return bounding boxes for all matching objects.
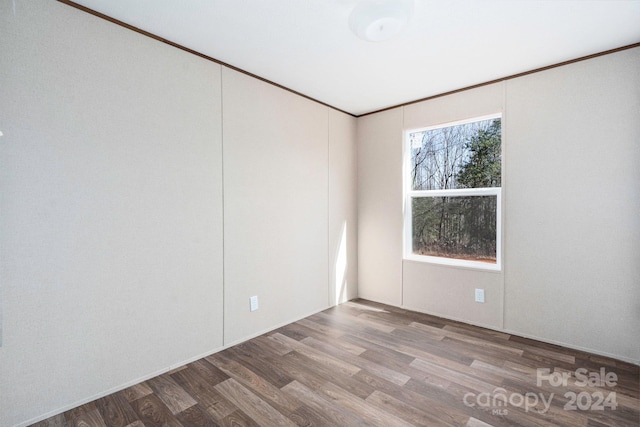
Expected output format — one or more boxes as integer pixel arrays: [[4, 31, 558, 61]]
[[400, 106, 405, 308], [327, 108, 332, 307], [501, 80, 507, 331], [220, 67, 226, 346]]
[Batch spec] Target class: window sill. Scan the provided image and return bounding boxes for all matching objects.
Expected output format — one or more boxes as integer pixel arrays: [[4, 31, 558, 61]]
[[403, 253, 502, 272]]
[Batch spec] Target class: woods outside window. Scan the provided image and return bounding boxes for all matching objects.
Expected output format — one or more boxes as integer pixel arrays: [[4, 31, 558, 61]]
[[404, 114, 502, 270]]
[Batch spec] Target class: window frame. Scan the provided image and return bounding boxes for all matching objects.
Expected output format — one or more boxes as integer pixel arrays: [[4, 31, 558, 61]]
[[403, 113, 503, 271]]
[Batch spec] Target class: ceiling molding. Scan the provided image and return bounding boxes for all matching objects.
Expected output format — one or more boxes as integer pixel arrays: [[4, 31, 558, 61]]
[[359, 42, 640, 117], [57, 0, 639, 119], [56, 0, 357, 117]]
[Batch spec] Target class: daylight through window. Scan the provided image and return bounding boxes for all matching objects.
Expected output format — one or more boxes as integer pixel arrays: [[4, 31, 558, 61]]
[[404, 114, 502, 269]]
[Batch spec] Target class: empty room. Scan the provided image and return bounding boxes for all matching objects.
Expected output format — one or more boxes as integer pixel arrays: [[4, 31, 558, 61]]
[[1, 1, 639, 426]]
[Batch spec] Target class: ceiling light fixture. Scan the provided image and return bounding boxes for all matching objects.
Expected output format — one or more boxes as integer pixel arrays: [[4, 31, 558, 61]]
[[349, 0, 414, 42]]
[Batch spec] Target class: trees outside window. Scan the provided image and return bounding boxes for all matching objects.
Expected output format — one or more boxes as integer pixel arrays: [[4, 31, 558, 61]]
[[405, 115, 502, 269]]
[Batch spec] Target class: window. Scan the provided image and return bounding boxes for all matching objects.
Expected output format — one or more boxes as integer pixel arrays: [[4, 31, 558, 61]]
[[404, 114, 502, 270]]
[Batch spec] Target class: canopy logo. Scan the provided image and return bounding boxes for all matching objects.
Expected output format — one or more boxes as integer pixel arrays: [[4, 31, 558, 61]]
[[462, 367, 618, 416], [463, 388, 552, 415]]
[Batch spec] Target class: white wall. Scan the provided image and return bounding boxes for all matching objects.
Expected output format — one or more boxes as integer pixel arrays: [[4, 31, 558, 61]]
[[357, 108, 404, 306], [329, 110, 358, 305], [0, 2, 224, 426], [503, 48, 640, 361], [222, 67, 329, 345], [0, 1, 358, 426], [356, 47, 640, 363]]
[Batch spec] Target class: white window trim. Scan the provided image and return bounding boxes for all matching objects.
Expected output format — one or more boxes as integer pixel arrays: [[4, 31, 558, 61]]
[[408, 113, 502, 136], [403, 114, 503, 271]]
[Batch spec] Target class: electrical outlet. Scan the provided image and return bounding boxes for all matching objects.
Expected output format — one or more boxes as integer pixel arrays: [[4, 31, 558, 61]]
[[475, 288, 485, 303], [250, 295, 259, 312]]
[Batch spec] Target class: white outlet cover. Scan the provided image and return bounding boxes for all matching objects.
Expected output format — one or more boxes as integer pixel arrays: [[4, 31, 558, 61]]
[[475, 288, 485, 303], [250, 295, 259, 312]]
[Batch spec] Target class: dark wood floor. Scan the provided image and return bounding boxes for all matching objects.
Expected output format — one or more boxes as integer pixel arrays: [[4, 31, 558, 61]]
[[33, 299, 639, 427]]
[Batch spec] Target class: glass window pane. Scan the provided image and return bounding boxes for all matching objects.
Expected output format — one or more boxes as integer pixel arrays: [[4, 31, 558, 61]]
[[411, 195, 497, 263], [409, 118, 501, 191]]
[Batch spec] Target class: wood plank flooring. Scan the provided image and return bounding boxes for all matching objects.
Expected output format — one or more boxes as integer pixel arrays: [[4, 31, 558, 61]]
[[32, 299, 640, 427]]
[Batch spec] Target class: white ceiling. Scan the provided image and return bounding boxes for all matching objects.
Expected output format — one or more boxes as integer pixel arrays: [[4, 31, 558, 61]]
[[70, 0, 640, 116]]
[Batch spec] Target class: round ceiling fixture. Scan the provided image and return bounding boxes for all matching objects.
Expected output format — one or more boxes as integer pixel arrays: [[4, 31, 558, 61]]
[[349, 0, 414, 42]]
